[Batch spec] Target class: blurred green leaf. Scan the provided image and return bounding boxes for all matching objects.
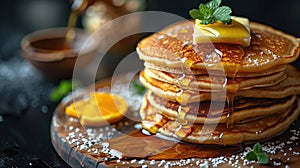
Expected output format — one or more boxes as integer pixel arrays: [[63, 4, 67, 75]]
[[131, 81, 146, 95], [50, 80, 80, 102]]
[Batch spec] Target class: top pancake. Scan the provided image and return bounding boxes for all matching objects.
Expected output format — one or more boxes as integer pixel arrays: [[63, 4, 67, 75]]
[[137, 21, 300, 76]]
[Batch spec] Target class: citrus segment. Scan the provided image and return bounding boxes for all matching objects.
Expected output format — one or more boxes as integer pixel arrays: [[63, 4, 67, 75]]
[[65, 99, 87, 118], [65, 92, 128, 126]]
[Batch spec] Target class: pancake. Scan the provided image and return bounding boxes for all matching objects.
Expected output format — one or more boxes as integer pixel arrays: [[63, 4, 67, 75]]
[[237, 65, 300, 98], [141, 68, 287, 93], [137, 17, 300, 147], [145, 91, 297, 124], [144, 62, 288, 77], [140, 97, 300, 145], [137, 21, 300, 76], [140, 65, 300, 103]]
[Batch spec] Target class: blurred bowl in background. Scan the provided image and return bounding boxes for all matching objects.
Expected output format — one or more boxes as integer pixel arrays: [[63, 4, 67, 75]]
[[20, 27, 99, 80]]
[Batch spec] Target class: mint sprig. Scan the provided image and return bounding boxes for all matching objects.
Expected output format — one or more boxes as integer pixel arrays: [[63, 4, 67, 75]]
[[50, 80, 81, 102], [131, 81, 146, 95], [246, 143, 269, 164], [189, 0, 232, 25]]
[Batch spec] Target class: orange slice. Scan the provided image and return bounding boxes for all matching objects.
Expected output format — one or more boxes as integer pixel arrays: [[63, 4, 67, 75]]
[[65, 92, 128, 126]]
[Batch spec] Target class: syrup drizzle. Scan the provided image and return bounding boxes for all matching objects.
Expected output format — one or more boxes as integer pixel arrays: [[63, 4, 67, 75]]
[[225, 93, 235, 127], [175, 125, 193, 138], [65, 0, 88, 47], [225, 63, 242, 128], [176, 56, 194, 138], [65, 10, 77, 48], [142, 114, 168, 134], [107, 130, 243, 160], [184, 42, 244, 129]]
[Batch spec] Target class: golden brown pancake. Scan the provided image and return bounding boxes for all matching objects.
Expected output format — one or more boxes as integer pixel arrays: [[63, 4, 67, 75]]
[[145, 91, 297, 124], [140, 97, 300, 145], [137, 21, 300, 76], [141, 68, 287, 93], [140, 65, 300, 104], [144, 62, 288, 77], [237, 65, 300, 98]]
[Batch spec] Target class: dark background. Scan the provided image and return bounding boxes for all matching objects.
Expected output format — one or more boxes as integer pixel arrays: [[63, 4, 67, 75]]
[[0, 0, 299, 167], [1, 0, 300, 36]]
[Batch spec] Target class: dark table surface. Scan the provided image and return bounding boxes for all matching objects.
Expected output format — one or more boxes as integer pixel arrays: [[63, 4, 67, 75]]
[[0, 30, 69, 167], [1, 0, 300, 167]]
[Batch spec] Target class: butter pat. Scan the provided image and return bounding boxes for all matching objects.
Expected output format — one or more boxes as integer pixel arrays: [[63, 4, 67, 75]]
[[193, 16, 251, 46]]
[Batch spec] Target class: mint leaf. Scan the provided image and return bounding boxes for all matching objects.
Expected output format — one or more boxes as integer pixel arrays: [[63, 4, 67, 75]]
[[206, 0, 221, 11], [213, 6, 232, 24], [199, 4, 214, 25], [214, 6, 232, 17], [189, 0, 232, 25], [190, 9, 203, 19], [253, 142, 262, 154], [246, 151, 257, 161], [257, 153, 269, 164], [199, 4, 212, 19], [220, 16, 232, 24], [246, 143, 269, 165]]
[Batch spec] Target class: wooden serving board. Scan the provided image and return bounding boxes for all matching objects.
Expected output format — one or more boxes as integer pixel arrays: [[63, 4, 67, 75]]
[[51, 75, 300, 168]]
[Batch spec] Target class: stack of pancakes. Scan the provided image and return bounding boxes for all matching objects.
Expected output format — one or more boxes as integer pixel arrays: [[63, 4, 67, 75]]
[[137, 20, 300, 145]]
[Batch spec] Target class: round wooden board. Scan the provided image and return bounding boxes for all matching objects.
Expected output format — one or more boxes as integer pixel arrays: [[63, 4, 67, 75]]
[[51, 75, 300, 168]]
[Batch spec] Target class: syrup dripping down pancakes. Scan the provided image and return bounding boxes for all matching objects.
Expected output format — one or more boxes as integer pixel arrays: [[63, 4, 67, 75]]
[[137, 20, 300, 145]]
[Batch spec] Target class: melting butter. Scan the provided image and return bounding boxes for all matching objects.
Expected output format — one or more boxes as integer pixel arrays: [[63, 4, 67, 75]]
[[193, 16, 251, 46]]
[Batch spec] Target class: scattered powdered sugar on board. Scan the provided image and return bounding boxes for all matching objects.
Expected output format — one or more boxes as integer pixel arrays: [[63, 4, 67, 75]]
[[57, 80, 300, 167]]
